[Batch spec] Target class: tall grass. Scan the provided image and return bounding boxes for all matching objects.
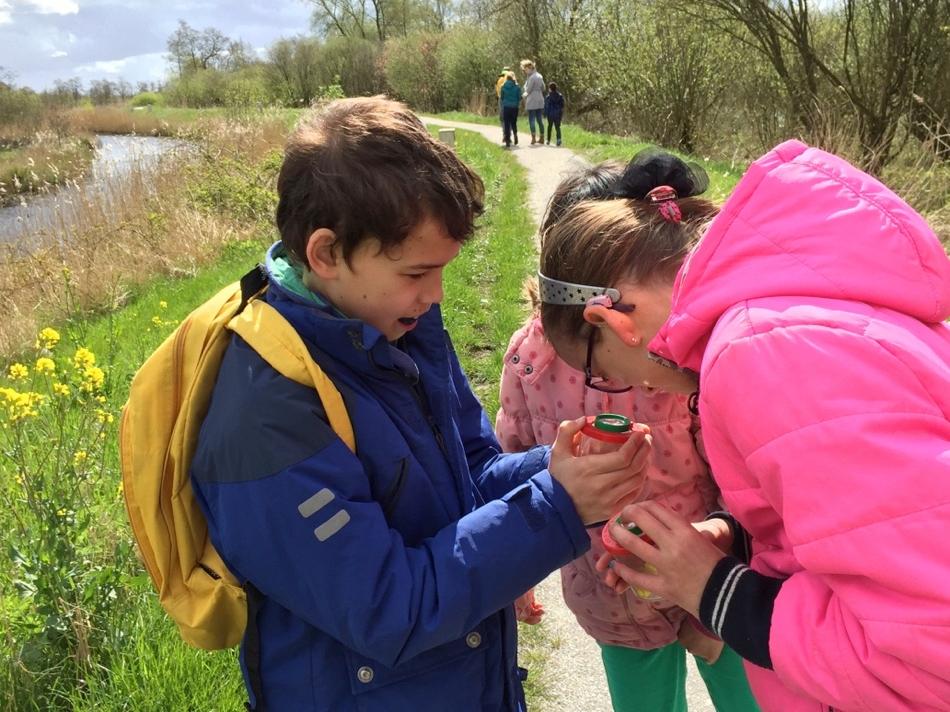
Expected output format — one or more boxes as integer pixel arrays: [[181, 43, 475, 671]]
[[0, 134, 95, 205]]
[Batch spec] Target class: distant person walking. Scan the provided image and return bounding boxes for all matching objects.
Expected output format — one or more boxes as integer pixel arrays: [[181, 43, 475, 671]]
[[544, 82, 564, 146], [495, 66, 511, 124], [521, 59, 545, 145], [500, 71, 521, 148]]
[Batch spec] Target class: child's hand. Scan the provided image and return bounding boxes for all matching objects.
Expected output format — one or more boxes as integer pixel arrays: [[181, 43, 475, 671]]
[[514, 589, 544, 624], [549, 417, 652, 526], [677, 615, 724, 665], [693, 518, 734, 553], [594, 500, 726, 617]]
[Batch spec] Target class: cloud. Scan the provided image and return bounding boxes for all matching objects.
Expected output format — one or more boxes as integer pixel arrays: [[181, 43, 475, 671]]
[[74, 51, 165, 81], [0, 1, 10, 25], [18, 0, 79, 15], [50, 49, 67, 57]]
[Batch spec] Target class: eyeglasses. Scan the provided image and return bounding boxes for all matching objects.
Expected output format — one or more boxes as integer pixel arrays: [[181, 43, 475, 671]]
[[584, 328, 633, 393]]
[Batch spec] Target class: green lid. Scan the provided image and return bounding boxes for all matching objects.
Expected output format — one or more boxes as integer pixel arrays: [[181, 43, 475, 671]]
[[593, 413, 631, 433], [613, 514, 644, 537]]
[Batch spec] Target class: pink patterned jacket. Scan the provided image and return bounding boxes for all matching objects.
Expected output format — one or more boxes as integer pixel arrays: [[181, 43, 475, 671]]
[[495, 315, 720, 648]]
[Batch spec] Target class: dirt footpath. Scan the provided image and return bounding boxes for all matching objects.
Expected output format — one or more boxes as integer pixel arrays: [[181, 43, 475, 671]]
[[421, 116, 716, 712]]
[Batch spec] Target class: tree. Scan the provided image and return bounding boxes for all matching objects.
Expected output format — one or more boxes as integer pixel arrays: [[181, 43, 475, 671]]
[[681, 0, 950, 172], [166, 20, 235, 76]]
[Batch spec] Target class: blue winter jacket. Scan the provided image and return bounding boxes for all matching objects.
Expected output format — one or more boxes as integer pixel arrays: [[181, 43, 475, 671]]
[[191, 243, 590, 711], [544, 92, 564, 120], [500, 79, 521, 109]]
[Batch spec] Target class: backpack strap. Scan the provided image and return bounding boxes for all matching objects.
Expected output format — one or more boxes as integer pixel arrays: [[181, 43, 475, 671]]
[[228, 300, 356, 454], [238, 265, 268, 312]]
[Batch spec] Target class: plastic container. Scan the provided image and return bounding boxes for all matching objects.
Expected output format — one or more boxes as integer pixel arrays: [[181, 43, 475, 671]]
[[601, 515, 662, 602], [575, 413, 634, 457], [575, 414, 648, 498]]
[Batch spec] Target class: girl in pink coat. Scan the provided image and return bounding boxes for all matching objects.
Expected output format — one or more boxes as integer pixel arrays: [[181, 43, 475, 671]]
[[496, 163, 760, 711], [540, 144, 950, 711]]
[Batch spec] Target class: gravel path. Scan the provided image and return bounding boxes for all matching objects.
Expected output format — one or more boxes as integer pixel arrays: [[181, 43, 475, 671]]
[[422, 116, 716, 712]]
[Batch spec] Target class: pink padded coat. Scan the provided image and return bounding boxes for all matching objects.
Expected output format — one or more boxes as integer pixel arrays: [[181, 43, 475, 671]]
[[650, 140, 950, 711], [496, 316, 719, 648]]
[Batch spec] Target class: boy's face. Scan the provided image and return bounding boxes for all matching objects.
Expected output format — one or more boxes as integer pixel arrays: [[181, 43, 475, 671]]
[[320, 215, 461, 341]]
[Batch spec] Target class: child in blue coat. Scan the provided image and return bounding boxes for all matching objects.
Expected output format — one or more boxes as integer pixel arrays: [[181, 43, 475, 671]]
[[190, 96, 651, 712], [544, 82, 564, 146]]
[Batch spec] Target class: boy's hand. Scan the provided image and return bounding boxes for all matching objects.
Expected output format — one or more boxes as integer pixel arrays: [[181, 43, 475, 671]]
[[594, 500, 726, 618], [693, 518, 734, 553], [549, 417, 652, 526]]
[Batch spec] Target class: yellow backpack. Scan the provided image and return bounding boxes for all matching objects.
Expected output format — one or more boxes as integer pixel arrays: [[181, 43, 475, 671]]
[[119, 267, 355, 650]]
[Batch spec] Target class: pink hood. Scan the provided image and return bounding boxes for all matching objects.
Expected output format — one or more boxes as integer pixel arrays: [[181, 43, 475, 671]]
[[652, 140, 950, 372], [651, 141, 950, 711]]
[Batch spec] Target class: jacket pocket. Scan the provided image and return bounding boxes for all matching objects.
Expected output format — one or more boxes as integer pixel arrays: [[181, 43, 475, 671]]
[[342, 621, 489, 701]]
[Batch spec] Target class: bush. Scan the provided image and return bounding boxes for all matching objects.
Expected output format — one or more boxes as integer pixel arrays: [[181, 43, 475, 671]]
[[130, 92, 164, 108], [383, 32, 445, 112], [438, 26, 501, 113]]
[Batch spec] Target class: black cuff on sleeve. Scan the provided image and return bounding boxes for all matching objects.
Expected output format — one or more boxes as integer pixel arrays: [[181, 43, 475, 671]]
[[704, 511, 752, 563], [698, 556, 784, 670]]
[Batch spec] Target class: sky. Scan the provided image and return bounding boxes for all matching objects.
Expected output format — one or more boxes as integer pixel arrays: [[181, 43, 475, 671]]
[[0, 0, 315, 91]]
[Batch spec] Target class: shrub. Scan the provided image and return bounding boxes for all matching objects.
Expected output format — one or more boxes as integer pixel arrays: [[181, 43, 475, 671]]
[[130, 92, 164, 108], [383, 32, 445, 112]]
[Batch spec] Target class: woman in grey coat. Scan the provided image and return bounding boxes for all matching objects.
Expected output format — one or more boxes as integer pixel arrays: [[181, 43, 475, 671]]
[[520, 59, 545, 145]]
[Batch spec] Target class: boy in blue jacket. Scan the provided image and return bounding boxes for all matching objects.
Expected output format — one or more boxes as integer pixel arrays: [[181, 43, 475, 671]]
[[190, 96, 650, 712]]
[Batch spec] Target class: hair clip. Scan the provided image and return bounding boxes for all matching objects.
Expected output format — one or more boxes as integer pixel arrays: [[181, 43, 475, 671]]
[[646, 185, 682, 223], [586, 294, 614, 309]]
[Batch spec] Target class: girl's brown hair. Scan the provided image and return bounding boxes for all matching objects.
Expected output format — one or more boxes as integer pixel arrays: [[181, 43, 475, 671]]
[[539, 197, 718, 344]]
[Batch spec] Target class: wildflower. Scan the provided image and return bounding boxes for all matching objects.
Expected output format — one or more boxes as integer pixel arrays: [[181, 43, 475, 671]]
[[72, 347, 95, 370], [95, 394, 106, 404], [79, 365, 105, 393], [53, 382, 71, 397], [8, 363, 28, 380], [151, 316, 163, 327], [34, 357, 55, 375], [159, 300, 168, 310], [57, 507, 67, 518], [62, 266, 72, 280], [95, 408, 115, 425], [36, 327, 61, 350], [14, 474, 23, 486], [73, 451, 88, 465], [2, 390, 44, 422]]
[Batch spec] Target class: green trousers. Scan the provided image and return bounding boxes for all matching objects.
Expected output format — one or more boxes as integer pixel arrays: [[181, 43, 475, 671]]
[[599, 642, 761, 712]]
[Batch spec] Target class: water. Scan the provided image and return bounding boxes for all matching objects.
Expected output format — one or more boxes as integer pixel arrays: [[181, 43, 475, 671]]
[[0, 135, 189, 249]]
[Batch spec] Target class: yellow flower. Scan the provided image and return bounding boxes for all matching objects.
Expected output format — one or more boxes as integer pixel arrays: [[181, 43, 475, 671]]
[[14, 474, 23, 486], [72, 347, 95, 370], [151, 316, 163, 327], [53, 382, 71, 397], [56, 507, 67, 518], [95, 394, 106, 403], [159, 300, 168, 310], [1, 389, 44, 422], [95, 408, 115, 424], [36, 327, 61, 350], [7, 363, 28, 380], [73, 450, 88, 465], [80, 365, 105, 393], [34, 357, 55, 375]]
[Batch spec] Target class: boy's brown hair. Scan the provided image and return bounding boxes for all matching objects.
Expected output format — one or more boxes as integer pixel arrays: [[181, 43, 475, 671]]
[[276, 96, 485, 264], [539, 197, 718, 344]]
